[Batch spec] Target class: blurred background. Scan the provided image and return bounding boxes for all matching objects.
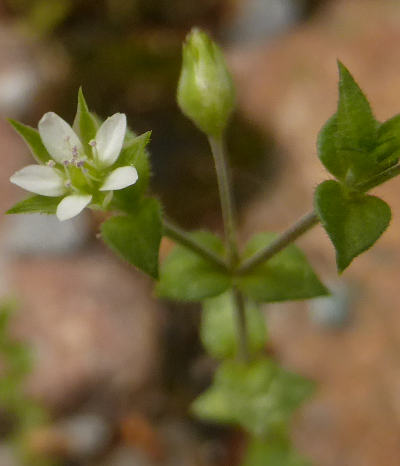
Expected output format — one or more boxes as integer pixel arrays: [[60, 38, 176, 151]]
[[0, 0, 400, 465]]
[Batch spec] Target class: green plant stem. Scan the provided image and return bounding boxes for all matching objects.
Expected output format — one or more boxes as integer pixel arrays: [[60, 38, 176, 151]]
[[232, 287, 250, 363], [163, 218, 228, 270], [358, 163, 400, 191], [237, 211, 319, 274], [209, 135, 250, 362], [209, 136, 239, 267], [237, 163, 400, 275]]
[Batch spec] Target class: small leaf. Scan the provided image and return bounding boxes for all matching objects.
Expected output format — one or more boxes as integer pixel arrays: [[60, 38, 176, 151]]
[[192, 358, 314, 436], [101, 198, 162, 278], [237, 233, 328, 302], [7, 195, 61, 215], [156, 231, 230, 302], [72, 87, 98, 147], [318, 113, 347, 181], [111, 133, 151, 214], [8, 119, 51, 164], [336, 61, 377, 153], [201, 291, 267, 359], [315, 180, 391, 272], [318, 63, 389, 184], [374, 114, 400, 167], [242, 436, 311, 466]]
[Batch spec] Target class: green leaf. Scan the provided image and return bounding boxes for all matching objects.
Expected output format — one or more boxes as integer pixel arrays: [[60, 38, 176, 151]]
[[72, 87, 99, 148], [337, 61, 377, 154], [373, 114, 400, 167], [111, 133, 151, 214], [192, 358, 314, 436], [156, 231, 230, 302], [315, 180, 391, 272], [1, 341, 32, 378], [101, 198, 162, 278], [318, 113, 348, 181], [318, 63, 389, 184], [0, 302, 14, 336], [8, 119, 51, 164], [237, 233, 328, 302], [201, 291, 267, 359], [242, 436, 311, 466], [7, 195, 62, 215]]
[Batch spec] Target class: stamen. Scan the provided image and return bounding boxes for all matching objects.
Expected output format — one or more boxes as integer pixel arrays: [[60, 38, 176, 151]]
[[46, 160, 55, 168], [89, 140, 96, 147]]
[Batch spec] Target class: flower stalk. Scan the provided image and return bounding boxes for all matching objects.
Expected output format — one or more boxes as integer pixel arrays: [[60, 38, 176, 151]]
[[209, 135, 250, 362]]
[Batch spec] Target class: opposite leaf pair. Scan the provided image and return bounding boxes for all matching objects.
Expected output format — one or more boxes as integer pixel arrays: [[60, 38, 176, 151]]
[[315, 63, 399, 271], [156, 231, 328, 304]]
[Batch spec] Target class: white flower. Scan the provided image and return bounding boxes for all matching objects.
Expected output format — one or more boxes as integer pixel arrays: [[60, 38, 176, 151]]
[[10, 112, 138, 221]]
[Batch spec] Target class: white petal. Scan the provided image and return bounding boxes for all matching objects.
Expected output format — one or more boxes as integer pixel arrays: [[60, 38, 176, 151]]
[[38, 112, 83, 164], [56, 194, 92, 221], [99, 166, 138, 191], [10, 164, 66, 197], [95, 113, 126, 167]]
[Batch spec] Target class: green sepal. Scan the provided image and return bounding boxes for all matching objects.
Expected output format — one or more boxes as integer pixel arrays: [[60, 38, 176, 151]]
[[8, 119, 51, 164], [101, 197, 162, 278], [192, 358, 314, 436], [177, 28, 235, 137], [237, 233, 328, 302], [242, 435, 311, 466], [6, 195, 62, 215], [156, 231, 230, 302], [201, 291, 267, 359], [314, 180, 391, 272], [110, 132, 151, 214], [117, 131, 151, 167], [72, 87, 99, 148]]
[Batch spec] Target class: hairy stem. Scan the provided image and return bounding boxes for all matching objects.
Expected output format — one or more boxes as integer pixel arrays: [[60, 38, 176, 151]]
[[209, 135, 249, 362], [209, 136, 239, 267], [237, 211, 319, 274], [163, 218, 228, 270], [358, 163, 400, 192], [237, 162, 400, 275], [232, 287, 250, 363]]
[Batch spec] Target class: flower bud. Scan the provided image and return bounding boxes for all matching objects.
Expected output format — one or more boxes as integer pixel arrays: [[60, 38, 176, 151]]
[[177, 28, 235, 138]]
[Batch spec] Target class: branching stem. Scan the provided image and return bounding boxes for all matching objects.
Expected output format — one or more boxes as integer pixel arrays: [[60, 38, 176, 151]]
[[237, 163, 400, 275], [209, 135, 249, 362], [237, 211, 319, 274], [163, 218, 228, 270], [209, 136, 239, 267]]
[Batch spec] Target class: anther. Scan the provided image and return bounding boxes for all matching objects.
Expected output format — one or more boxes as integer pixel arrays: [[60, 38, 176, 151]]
[[46, 160, 55, 168]]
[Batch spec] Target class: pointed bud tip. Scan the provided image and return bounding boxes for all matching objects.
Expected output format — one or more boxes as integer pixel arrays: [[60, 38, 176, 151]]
[[177, 29, 235, 137]]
